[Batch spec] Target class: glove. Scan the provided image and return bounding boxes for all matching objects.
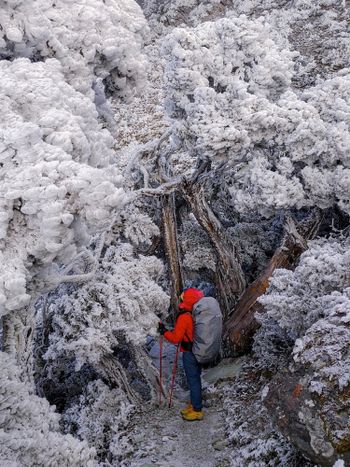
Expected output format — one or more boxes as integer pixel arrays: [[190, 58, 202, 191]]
[[157, 322, 167, 335]]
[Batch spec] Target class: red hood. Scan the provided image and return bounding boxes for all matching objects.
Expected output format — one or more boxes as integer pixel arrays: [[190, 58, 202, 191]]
[[179, 288, 204, 312]]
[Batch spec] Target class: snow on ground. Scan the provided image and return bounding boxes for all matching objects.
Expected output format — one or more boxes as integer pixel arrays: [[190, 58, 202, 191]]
[[124, 356, 246, 467], [127, 400, 226, 466]]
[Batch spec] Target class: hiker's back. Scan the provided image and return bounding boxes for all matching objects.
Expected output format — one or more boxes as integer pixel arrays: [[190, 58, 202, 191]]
[[192, 297, 222, 365]]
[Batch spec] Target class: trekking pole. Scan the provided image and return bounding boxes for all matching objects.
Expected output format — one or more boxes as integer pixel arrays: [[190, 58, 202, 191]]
[[168, 343, 180, 408], [159, 335, 164, 406]]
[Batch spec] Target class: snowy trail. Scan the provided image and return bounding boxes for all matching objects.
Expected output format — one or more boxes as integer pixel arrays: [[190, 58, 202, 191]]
[[130, 394, 228, 467], [129, 399, 227, 467], [126, 357, 246, 467]]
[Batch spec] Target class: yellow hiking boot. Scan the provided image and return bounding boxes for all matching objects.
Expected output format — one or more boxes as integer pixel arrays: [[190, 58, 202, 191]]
[[180, 404, 193, 416], [182, 408, 204, 421]]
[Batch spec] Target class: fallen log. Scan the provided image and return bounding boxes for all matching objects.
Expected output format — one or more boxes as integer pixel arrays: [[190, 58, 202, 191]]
[[224, 212, 322, 355]]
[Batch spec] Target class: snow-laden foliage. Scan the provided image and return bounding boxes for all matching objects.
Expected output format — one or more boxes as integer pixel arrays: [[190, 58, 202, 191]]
[[45, 242, 169, 369], [180, 216, 216, 272], [228, 220, 280, 280], [0, 351, 96, 466], [163, 15, 295, 160], [116, 205, 160, 248], [41, 239, 168, 461], [256, 234, 350, 398], [0, 58, 127, 316], [220, 364, 308, 466], [143, 0, 221, 28], [252, 317, 294, 373], [0, 0, 149, 99], [293, 287, 350, 394], [259, 237, 350, 338], [145, 0, 348, 36], [63, 379, 134, 462], [163, 12, 350, 217]]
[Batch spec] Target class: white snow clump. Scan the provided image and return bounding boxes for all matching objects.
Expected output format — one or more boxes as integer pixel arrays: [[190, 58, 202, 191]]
[[0, 351, 96, 466]]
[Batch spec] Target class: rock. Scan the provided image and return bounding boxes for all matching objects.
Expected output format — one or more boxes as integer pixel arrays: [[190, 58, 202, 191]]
[[212, 439, 229, 451], [202, 357, 246, 385], [264, 369, 350, 466]]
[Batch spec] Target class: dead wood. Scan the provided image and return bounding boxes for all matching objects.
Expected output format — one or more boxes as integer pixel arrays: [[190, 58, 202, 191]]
[[162, 193, 184, 316], [224, 211, 323, 355], [181, 181, 245, 320]]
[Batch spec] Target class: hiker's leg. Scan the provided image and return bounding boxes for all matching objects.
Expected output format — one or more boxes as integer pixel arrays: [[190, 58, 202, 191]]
[[183, 351, 202, 411]]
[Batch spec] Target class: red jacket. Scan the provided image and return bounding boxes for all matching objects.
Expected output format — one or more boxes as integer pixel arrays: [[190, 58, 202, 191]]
[[164, 288, 204, 352], [164, 312, 193, 352]]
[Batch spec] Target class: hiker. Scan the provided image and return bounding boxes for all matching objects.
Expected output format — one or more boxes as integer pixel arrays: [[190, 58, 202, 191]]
[[157, 288, 212, 421]]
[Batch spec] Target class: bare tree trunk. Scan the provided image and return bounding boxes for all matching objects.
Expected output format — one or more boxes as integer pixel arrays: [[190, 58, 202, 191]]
[[224, 212, 323, 355], [162, 193, 184, 317], [99, 354, 142, 403], [2, 314, 15, 354], [181, 182, 245, 320], [99, 347, 161, 405]]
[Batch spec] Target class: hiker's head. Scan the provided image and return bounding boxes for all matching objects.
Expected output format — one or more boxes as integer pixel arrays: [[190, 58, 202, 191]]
[[178, 288, 204, 312]]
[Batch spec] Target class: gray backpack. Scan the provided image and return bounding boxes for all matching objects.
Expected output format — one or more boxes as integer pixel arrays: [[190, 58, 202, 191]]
[[192, 297, 222, 364]]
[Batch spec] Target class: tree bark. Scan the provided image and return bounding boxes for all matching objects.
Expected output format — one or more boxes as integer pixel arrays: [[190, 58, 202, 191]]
[[99, 346, 161, 405], [99, 354, 142, 403], [162, 193, 184, 317], [224, 212, 323, 355], [181, 182, 245, 320]]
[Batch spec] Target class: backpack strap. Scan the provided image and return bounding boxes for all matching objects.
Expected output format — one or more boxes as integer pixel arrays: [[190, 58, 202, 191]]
[[181, 312, 193, 352]]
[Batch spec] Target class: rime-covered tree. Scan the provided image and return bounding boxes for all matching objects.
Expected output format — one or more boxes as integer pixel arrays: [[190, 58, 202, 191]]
[[44, 238, 169, 392], [0, 0, 149, 99], [252, 235, 350, 465], [162, 12, 350, 215], [0, 57, 126, 375], [0, 1, 161, 463], [0, 351, 96, 466], [0, 0, 150, 376], [136, 3, 350, 319]]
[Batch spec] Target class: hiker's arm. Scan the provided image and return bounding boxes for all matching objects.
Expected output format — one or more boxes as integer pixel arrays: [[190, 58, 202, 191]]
[[164, 314, 190, 344]]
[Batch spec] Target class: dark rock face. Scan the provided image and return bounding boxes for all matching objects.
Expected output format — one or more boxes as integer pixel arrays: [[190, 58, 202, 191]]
[[264, 369, 350, 466]]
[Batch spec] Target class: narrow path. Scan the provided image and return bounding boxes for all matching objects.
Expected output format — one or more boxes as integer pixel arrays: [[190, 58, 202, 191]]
[[126, 357, 246, 467], [129, 398, 227, 467]]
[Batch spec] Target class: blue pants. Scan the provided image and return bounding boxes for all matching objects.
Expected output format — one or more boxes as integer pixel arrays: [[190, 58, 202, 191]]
[[182, 351, 202, 411]]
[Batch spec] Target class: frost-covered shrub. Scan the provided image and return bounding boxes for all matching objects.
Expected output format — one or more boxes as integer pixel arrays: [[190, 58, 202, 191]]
[[144, 0, 223, 27], [163, 12, 350, 218], [228, 220, 280, 280], [0, 58, 127, 316], [45, 242, 169, 369], [221, 364, 308, 466], [0, 351, 95, 466], [293, 287, 350, 394], [180, 217, 216, 272], [117, 205, 160, 248], [255, 233, 350, 429], [163, 15, 295, 160], [253, 317, 294, 373], [63, 379, 134, 462], [259, 237, 350, 338], [0, 0, 149, 99]]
